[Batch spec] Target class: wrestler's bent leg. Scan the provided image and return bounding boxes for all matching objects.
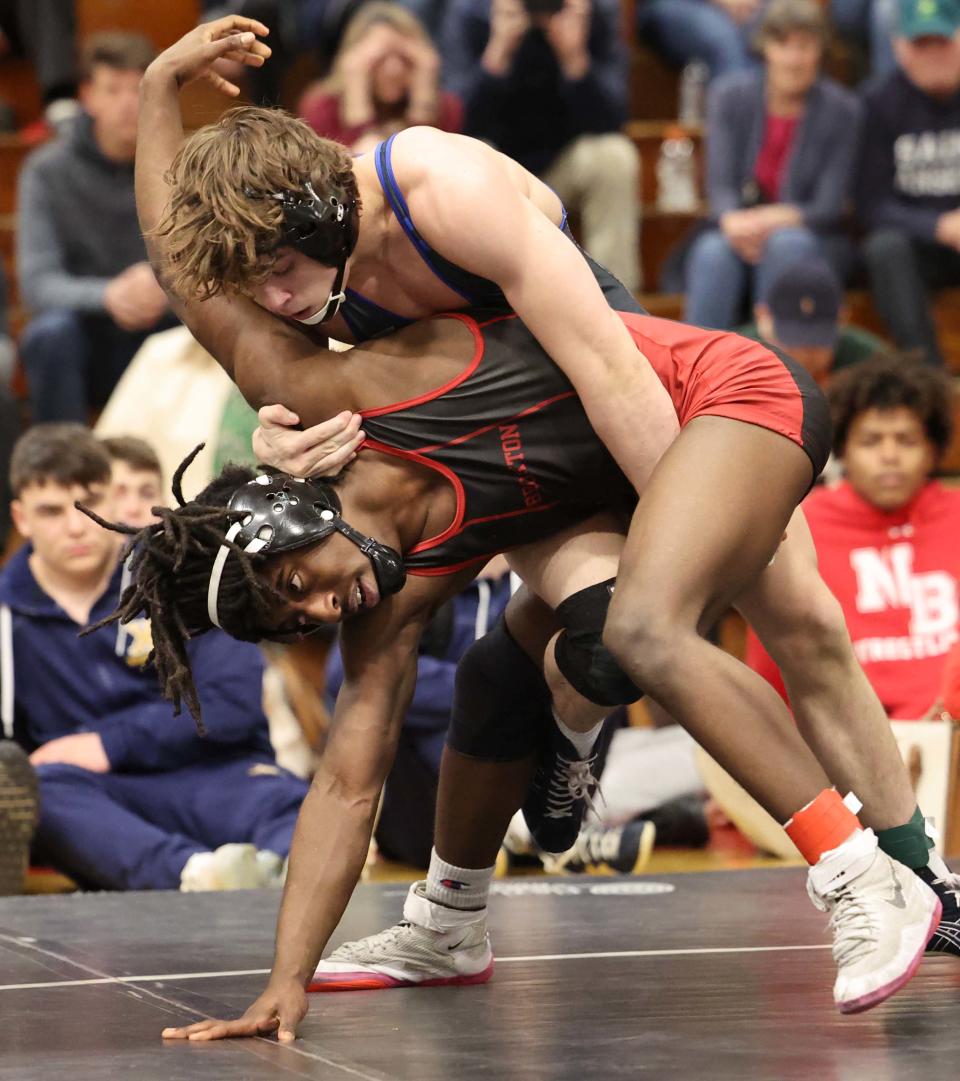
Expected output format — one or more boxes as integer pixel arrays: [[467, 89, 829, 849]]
[[737, 505, 959, 955], [603, 415, 939, 1011]]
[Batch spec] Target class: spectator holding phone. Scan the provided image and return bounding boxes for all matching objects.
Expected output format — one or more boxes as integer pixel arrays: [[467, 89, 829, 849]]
[[440, 0, 642, 291], [299, 2, 461, 153]]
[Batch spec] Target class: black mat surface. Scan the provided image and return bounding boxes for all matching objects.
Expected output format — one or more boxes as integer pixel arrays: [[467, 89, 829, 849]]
[[1, 868, 958, 1079]]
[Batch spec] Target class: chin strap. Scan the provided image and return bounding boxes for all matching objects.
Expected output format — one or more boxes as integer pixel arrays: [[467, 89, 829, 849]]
[[296, 264, 347, 326], [207, 521, 269, 630]]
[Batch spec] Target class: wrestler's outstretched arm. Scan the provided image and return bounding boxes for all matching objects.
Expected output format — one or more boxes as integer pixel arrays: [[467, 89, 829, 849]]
[[162, 567, 476, 1043], [135, 19, 340, 411]]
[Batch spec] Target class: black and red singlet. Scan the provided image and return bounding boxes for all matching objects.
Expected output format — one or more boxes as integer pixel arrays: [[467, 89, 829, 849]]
[[359, 311, 635, 576], [359, 309, 832, 577]]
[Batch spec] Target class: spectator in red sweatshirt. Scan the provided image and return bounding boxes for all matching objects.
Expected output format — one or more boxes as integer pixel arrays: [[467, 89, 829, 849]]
[[298, 2, 461, 153], [747, 356, 960, 719]]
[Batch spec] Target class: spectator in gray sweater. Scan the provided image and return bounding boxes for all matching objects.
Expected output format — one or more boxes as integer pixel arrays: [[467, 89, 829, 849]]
[[684, 0, 860, 329], [858, 0, 960, 368], [16, 32, 172, 423]]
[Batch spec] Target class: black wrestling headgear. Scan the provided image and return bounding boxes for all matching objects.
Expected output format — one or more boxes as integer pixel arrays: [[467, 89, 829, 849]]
[[207, 473, 405, 637], [250, 180, 359, 324], [270, 181, 358, 269]]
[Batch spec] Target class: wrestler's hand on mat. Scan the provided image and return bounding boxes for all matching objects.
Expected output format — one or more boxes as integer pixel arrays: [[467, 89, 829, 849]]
[[29, 733, 110, 773], [253, 404, 365, 478], [149, 15, 272, 97], [162, 979, 308, 1042]]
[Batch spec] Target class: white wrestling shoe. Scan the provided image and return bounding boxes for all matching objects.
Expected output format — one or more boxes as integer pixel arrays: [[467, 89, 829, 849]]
[[180, 843, 283, 891], [807, 829, 941, 1013], [309, 880, 493, 992]]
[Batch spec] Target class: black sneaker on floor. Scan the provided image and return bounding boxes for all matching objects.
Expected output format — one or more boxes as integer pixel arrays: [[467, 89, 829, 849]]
[[0, 742, 39, 896], [522, 728, 600, 855], [916, 865, 960, 955], [646, 795, 710, 848], [546, 821, 656, 875]]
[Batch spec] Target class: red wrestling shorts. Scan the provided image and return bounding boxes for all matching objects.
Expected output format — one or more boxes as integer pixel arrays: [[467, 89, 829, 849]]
[[618, 311, 832, 481]]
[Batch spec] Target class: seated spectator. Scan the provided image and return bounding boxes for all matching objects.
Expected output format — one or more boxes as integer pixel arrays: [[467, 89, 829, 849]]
[[746, 357, 960, 719], [737, 258, 891, 385], [637, 0, 757, 82], [441, 0, 642, 291], [100, 434, 162, 529], [0, 424, 309, 890], [16, 32, 174, 424], [299, 2, 461, 153], [859, 0, 960, 368], [0, 0, 78, 137], [684, 0, 859, 329]]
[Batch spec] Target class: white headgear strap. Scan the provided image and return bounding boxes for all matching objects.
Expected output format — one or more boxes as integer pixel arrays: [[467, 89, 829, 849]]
[[296, 288, 347, 326], [207, 520, 269, 629]]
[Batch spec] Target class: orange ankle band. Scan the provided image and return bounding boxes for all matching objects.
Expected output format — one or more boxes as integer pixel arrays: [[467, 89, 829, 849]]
[[784, 789, 861, 865]]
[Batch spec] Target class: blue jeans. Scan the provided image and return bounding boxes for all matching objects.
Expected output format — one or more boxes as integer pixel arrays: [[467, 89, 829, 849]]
[[19, 309, 158, 423], [637, 0, 755, 77], [33, 757, 309, 890], [684, 226, 850, 328]]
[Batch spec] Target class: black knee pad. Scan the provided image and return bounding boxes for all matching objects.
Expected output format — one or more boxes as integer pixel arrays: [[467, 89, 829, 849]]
[[447, 618, 553, 761], [554, 579, 644, 707]]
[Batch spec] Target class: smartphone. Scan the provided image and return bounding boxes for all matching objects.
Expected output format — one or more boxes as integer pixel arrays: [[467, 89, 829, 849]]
[[524, 0, 565, 14]]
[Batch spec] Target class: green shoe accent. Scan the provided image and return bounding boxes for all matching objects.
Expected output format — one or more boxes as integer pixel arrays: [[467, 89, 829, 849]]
[[877, 806, 933, 870]]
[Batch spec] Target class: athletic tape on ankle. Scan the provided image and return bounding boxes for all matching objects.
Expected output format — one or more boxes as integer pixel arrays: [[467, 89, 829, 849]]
[[784, 789, 862, 866], [876, 806, 935, 870]]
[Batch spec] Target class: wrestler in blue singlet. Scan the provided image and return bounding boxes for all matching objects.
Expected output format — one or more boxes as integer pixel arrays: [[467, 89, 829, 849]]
[[337, 134, 643, 342]]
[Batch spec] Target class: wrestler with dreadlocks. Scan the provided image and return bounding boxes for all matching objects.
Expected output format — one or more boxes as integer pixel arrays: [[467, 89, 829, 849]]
[[103, 18, 959, 1041]]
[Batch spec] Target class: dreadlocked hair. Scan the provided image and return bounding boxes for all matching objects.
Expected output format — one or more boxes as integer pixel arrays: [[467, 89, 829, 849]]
[[82, 446, 279, 726]]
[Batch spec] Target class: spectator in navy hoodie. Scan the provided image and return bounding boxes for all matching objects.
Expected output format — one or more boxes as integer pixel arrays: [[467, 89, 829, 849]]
[[858, 0, 960, 367], [441, 0, 641, 290], [0, 425, 309, 891]]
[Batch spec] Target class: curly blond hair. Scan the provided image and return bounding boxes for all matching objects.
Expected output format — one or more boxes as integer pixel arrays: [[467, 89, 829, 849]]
[[155, 106, 360, 300]]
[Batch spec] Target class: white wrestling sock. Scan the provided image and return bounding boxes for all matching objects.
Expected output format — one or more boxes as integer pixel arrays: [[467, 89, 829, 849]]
[[555, 711, 603, 759], [426, 848, 495, 911]]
